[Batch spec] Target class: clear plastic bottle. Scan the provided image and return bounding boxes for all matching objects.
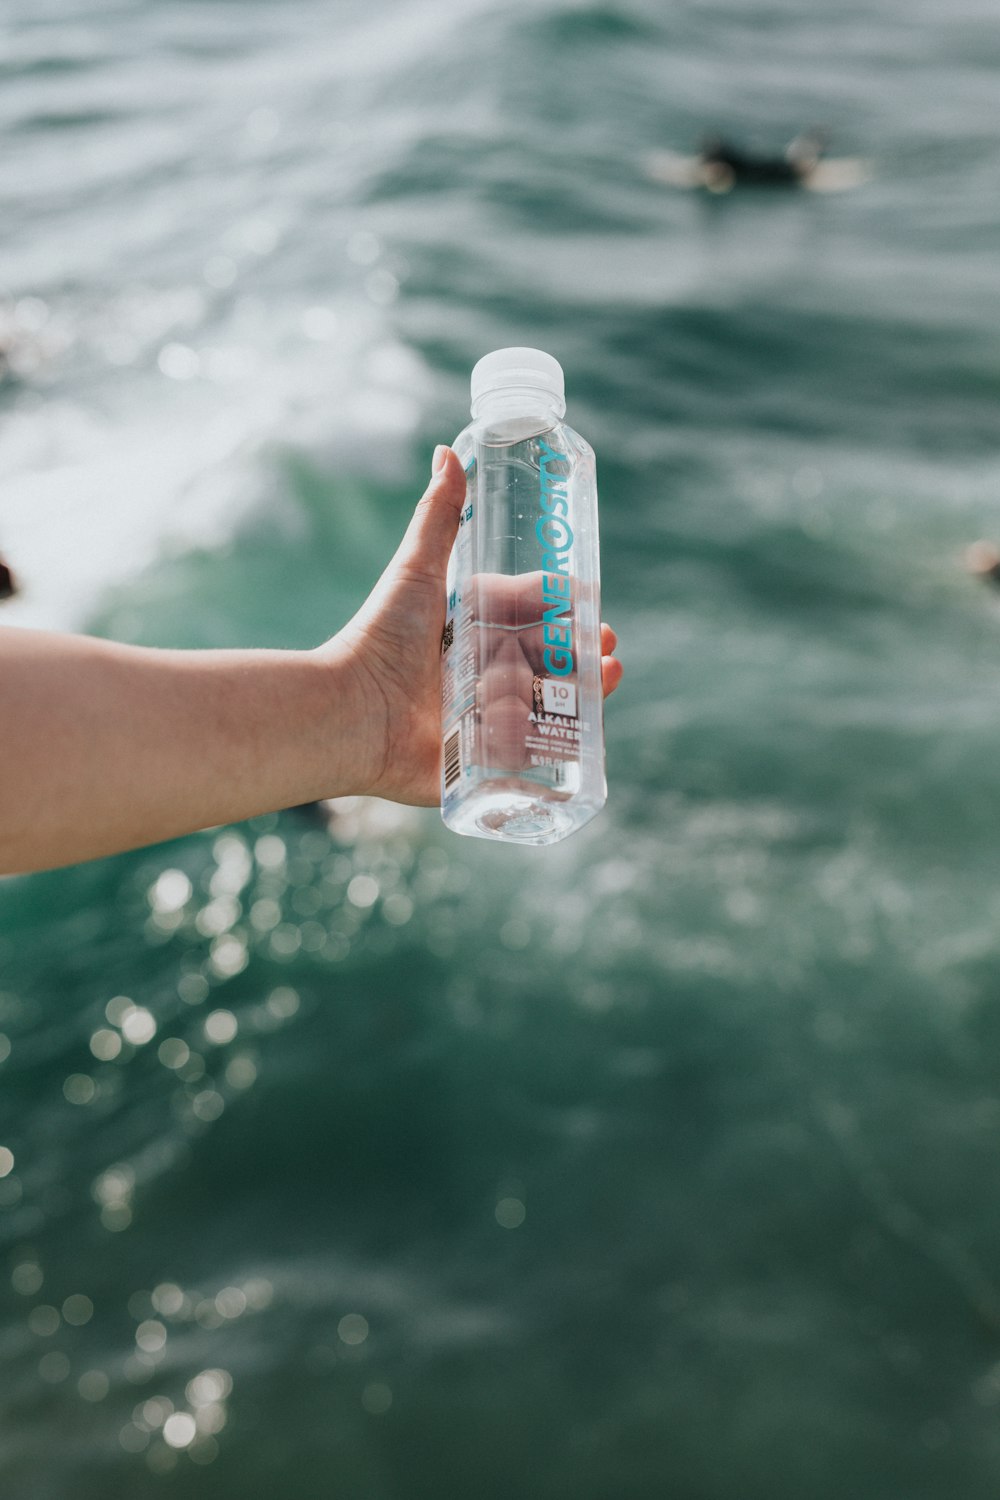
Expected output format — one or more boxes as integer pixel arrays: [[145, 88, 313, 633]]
[[440, 347, 606, 845]]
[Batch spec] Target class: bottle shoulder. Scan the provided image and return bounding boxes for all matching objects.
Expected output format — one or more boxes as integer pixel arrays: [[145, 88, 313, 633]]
[[452, 418, 592, 467], [556, 422, 594, 464]]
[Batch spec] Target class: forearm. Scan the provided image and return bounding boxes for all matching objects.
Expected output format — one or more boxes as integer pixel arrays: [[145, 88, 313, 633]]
[[0, 628, 367, 874]]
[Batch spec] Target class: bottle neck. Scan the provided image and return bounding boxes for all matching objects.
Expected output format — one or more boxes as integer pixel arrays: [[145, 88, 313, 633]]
[[471, 387, 566, 426]]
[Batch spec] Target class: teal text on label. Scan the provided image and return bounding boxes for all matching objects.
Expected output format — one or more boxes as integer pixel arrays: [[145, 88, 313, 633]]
[[537, 439, 573, 676]]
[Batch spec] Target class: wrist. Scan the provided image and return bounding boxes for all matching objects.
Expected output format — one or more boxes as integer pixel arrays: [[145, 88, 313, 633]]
[[310, 634, 389, 800]]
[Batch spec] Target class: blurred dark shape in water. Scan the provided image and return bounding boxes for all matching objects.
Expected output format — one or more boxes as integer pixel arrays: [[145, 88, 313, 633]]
[[965, 540, 1000, 587], [646, 128, 869, 194], [703, 128, 830, 187]]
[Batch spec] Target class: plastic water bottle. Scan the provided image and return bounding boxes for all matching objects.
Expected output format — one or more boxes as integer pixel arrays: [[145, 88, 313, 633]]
[[440, 347, 607, 844]]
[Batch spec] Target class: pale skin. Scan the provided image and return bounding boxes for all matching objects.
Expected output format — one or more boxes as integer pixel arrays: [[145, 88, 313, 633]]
[[0, 446, 623, 875]]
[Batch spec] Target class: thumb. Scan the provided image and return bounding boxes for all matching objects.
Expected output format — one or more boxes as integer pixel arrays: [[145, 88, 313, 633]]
[[395, 445, 467, 582]]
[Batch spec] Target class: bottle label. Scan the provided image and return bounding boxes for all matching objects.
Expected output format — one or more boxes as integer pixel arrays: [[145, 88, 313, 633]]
[[537, 439, 575, 677]]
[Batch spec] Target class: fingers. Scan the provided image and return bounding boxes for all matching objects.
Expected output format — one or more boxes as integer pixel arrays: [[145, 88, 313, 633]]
[[397, 446, 467, 582], [601, 621, 621, 698], [478, 633, 535, 770]]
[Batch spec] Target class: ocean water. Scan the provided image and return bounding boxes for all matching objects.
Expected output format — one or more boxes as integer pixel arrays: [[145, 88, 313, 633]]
[[3, 0, 1000, 1495]]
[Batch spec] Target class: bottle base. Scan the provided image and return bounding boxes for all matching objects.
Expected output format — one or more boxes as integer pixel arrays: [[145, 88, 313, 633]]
[[443, 787, 603, 845], [475, 794, 567, 842]]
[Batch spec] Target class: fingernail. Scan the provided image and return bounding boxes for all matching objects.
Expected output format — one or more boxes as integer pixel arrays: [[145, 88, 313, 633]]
[[432, 445, 447, 474]]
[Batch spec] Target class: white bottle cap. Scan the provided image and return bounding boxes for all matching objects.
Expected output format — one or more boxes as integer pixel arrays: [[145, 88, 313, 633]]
[[470, 346, 566, 417]]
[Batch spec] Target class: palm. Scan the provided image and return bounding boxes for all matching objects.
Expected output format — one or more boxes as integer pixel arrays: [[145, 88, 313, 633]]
[[328, 449, 467, 806], [345, 563, 451, 806]]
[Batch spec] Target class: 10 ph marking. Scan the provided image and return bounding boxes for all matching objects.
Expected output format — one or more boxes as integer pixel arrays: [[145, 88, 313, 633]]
[[542, 679, 577, 717]]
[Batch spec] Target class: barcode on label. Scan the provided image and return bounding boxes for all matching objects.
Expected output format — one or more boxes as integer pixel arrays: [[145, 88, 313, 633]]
[[443, 728, 462, 792]]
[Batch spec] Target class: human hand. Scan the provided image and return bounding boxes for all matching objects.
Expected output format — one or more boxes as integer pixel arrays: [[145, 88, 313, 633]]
[[324, 446, 623, 807]]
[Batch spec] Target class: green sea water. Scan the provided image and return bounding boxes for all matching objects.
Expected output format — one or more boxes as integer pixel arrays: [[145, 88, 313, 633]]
[[4, 1, 1000, 1496]]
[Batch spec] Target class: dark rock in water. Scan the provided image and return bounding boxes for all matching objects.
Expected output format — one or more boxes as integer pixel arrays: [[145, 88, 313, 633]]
[[0, 557, 17, 601]]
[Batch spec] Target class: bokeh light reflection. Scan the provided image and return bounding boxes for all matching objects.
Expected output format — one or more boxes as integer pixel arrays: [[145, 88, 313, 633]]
[[162, 1412, 197, 1449], [11, 1260, 43, 1295], [337, 1313, 369, 1346], [63, 1073, 96, 1105], [186, 1368, 233, 1406], [89, 1028, 122, 1061], [157, 1038, 190, 1070], [135, 1319, 167, 1353], [151, 1283, 185, 1317], [78, 1370, 110, 1403], [38, 1351, 71, 1383], [214, 1286, 246, 1320], [62, 1294, 94, 1326], [28, 1304, 60, 1337], [203, 1009, 237, 1046], [148, 870, 192, 915], [121, 1007, 156, 1046]]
